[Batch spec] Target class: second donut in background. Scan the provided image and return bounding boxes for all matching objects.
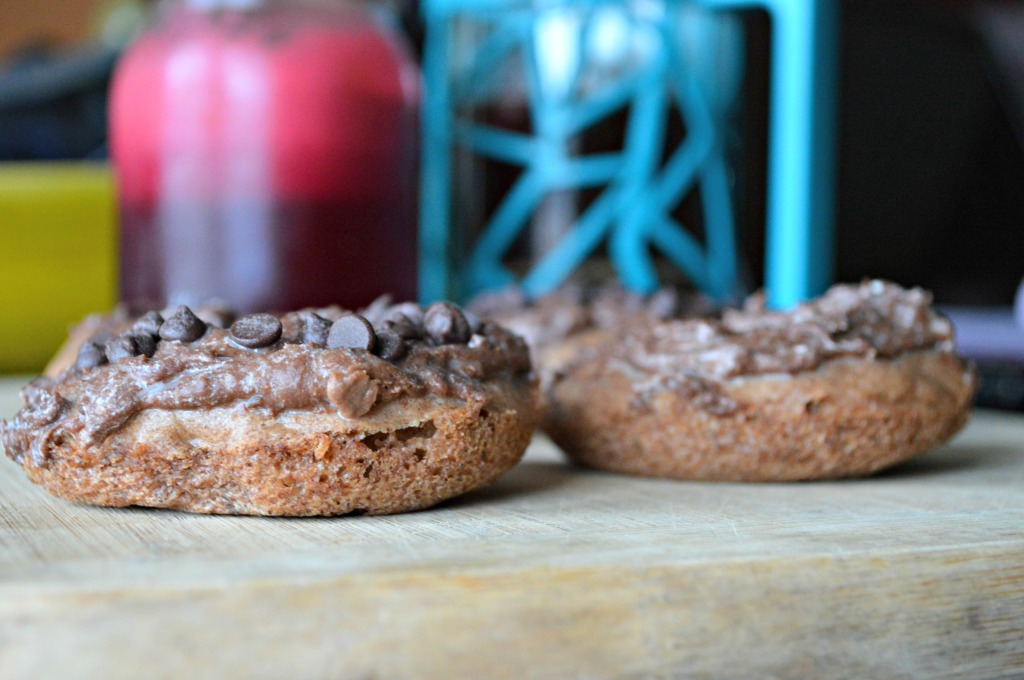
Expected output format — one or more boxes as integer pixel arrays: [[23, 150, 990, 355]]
[[472, 280, 977, 482]]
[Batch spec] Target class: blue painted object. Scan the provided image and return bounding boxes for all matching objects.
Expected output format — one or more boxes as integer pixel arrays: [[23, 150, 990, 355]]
[[420, 0, 837, 309]]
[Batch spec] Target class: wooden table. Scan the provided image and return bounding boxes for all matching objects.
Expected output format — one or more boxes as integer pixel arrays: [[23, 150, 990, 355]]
[[1, 376, 1022, 679]]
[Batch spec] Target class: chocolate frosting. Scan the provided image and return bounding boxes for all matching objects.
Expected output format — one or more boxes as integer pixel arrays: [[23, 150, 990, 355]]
[[566, 281, 960, 414], [2, 306, 533, 468], [470, 282, 716, 357]]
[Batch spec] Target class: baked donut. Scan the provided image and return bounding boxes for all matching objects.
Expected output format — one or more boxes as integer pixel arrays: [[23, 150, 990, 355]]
[[543, 281, 977, 481], [1, 300, 538, 515]]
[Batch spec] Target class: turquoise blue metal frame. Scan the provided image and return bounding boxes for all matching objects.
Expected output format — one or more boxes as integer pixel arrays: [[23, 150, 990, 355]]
[[420, 0, 837, 309]]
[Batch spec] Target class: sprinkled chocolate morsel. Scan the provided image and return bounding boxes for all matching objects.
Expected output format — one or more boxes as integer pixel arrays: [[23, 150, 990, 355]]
[[134, 333, 158, 358], [381, 314, 421, 340], [328, 314, 376, 351], [160, 306, 207, 342], [132, 310, 164, 338], [374, 329, 407, 361], [297, 311, 332, 346], [424, 302, 471, 345], [75, 340, 107, 371], [360, 295, 394, 326], [104, 336, 137, 362], [197, 305, 236, 329], [387, 302, 424, 326], [230, 314, 283, 349], [105, 334, 156, 362]]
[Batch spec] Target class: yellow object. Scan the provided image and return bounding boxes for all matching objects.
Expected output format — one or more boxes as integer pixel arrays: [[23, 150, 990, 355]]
[[0, 162, 117, 374]]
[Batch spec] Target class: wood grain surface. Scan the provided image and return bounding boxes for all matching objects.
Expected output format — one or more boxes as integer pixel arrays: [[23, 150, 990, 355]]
[[1, 376, 1022, 679]]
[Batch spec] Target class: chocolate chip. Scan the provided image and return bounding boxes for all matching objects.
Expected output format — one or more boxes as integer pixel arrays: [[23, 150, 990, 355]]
[[297, 311, 332, 346], [374, 329, 406, 361], [476, 320, 499, 335], [160, 305, 207, 342], [230, 313, 283, 348], [133, 333, 157, 358], [132, 310, 164, 338], [75, 340, 107, 371], [381, 314, 421, 340], [328, 314, 376, 351], [424, 302, 471, 345], [360, 294, 394, 326], [109, 333, 156, 360], [197, 305, 236, 329], [105, 335, 143, 362], [387, 302, 424, 326]]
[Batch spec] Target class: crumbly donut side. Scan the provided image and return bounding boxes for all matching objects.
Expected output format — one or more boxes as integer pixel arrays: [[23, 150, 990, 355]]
[[545, 351, 976, 481], [18, 381, 537, 516]]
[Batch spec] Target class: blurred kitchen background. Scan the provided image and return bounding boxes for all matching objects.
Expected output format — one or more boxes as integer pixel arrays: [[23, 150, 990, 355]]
[[1, 0, 1023, 410]]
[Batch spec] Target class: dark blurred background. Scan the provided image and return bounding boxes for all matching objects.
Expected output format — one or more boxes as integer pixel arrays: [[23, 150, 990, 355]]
[[4, 0, 1021, 303], [835, 1, 1024, 307], [726, 0, 1024, 309], [2, 0, 1023, 406]]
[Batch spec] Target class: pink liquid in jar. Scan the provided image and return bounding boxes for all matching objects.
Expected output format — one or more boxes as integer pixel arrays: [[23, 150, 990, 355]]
[[111, 0, 420, 312]]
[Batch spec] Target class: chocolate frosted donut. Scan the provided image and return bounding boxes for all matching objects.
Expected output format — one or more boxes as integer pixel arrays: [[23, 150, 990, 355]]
[[2, 300, 538, 516], [544, 281, 977, 481]]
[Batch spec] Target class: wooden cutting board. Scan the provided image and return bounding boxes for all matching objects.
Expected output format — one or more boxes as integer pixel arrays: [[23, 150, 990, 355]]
[[1, 375, 1022, 679]]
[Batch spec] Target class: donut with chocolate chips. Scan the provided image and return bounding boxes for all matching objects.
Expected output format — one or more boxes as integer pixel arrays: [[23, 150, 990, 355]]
[[1, 301, 538, 516], [543, 281, 977, 481]]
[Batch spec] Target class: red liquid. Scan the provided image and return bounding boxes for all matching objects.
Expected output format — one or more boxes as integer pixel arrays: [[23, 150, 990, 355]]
[[111, 2, 419, 312]]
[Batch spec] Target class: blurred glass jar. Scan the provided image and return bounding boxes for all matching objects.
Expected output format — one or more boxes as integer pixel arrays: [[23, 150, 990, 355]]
[[110, 0, 420, 313], [420, 0, 745, 302]]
